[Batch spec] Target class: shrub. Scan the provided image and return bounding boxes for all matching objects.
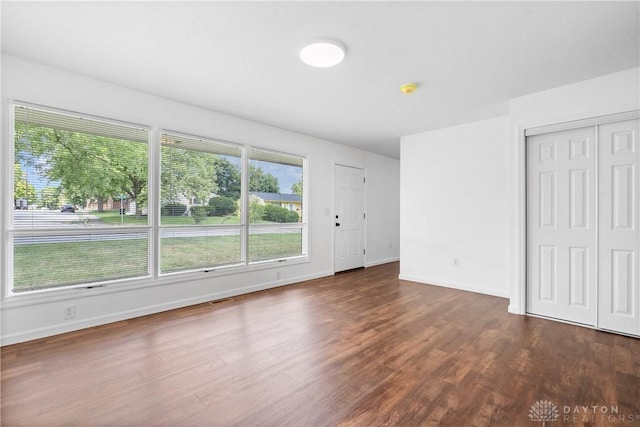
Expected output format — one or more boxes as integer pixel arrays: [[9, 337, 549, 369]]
[[249, 200, 265, 223], [263, 204, 299, 223], [208, 196, 238, 217], [263, 204, 286, 222], [284, 210, 299, 223], [190, 206, 208, 224], [161, 203, 187, 216]]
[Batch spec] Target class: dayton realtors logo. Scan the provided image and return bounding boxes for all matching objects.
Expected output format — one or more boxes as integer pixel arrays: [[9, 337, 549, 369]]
[[529, 400, 560, 426], [529, 400, 640, 425]]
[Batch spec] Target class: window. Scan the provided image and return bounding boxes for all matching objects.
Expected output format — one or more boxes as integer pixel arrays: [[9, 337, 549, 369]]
[[160, 132, 243, 273], [249, 149, 305, 263], [11, 105, 150, 292], [7, 104, 307, 294]]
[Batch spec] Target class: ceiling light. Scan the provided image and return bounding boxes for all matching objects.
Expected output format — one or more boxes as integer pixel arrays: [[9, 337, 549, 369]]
[[300, 40, 345, 68]]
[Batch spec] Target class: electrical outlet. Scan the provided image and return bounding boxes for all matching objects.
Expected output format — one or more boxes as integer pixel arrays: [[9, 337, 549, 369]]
[[64, 305, 76, 320], [453, 258, 460, 267], [276, 271, 281, 280]]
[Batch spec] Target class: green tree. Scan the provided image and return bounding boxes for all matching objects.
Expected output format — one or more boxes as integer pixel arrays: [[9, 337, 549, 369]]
[[13, 163, 37, 205], [190, 206, 208, 224], [15, 125, 148, 214], [249, 198, 265, 223], [40, 186, 61, 210], [213, 157, 241, 200], [291, 180, 303, 196], [161, 147, 218, 207], [249, 165, 279, 193], [208, 196, 238, 217]]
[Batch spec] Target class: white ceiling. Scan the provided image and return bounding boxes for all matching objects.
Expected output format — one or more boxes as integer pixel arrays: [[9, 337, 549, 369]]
[[2, 1, 639, 159]]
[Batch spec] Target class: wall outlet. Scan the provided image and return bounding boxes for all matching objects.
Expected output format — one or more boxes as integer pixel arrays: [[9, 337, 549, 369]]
[[388, 242, 393, 249], [276, 271, 281, 280], [453, 258, 460, 267], [64, 305, 76, 320]]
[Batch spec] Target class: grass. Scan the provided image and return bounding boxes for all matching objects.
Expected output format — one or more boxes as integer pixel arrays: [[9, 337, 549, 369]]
[[93, 211, 241, 226], [14, 239, 149, 290], [13, 233, 302, 291]]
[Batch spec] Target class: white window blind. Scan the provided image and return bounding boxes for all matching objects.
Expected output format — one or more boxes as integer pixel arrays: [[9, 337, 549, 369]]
[[8, 104, 309, 293], [160, 131, 243, 273], [11, 104, 150, 292]]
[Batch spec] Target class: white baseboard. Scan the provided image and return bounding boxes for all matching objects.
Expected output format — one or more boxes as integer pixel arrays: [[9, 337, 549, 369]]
[[366, 257, 399, 268], [398, 274, 510, 299], [0, 270, 334, 346], [508, 303, 525, 315]]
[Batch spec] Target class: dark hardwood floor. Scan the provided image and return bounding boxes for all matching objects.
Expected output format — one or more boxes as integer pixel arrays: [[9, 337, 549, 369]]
[[1, 262, 639, 426]]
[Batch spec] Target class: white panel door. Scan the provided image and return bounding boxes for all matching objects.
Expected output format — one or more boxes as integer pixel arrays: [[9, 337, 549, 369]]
[[527, 127, 597, 325], [598, 119, 640, 335], [334, 165, 365, 272]]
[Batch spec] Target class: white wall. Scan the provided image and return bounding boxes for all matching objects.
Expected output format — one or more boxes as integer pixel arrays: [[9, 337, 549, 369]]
[[0, 55, 400, 345], [364, 152, 400, 267], [399, 67, 639, 309], [399, 116, 511, 297]]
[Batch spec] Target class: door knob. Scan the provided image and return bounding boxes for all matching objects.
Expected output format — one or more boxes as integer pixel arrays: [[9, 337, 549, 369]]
[[335, 222, 341, 226]]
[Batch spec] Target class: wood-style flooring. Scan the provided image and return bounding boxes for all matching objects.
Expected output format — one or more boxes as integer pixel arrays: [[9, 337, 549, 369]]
[[1, 262, 639, 426]]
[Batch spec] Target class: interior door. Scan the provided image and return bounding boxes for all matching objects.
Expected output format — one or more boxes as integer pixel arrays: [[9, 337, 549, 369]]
[[334, 164, 365, 272], [598, 119, 640, 335], [527, 126, 597, 325]]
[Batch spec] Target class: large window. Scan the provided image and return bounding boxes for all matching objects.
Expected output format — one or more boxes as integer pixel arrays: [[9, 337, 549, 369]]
[[7, 104, 307, 294], [249, 149, 305, 262], [11, 105, 150, 292], [160, 132, 243, 273]]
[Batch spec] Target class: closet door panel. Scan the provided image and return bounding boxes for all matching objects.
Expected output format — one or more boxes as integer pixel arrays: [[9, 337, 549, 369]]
[[527, 127, 597, 325], [598, 119, 640, 335]]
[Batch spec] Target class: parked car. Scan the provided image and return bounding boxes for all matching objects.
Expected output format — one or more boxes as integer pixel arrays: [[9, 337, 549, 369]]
[[14, 199, 28, 210], [60, 204, 75, 213]]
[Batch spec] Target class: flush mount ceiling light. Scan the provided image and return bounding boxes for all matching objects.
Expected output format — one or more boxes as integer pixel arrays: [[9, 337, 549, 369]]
[[300, 40, 346, 68]]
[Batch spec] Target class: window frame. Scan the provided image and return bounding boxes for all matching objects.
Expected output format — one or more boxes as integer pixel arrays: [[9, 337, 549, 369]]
[[158, 129, 246, 275], [247, 147, 307, 264], [7, 102, 154, 296], [3, 101, 309, 299]]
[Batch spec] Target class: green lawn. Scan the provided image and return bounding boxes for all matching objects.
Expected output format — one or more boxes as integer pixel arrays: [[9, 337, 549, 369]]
[[13, 233, 302, 291], [93, 211, 241, 225], [13, 238, 149, 290]]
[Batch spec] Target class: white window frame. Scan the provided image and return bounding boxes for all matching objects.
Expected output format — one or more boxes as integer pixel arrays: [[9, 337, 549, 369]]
[[158, 129, 246, 275], [247, 147, 308, 265], [2, 101, 309, 300], [6, 102, 154, 296]]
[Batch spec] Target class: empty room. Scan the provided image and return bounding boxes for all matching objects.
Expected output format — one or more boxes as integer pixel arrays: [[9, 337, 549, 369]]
[[1, 1, 639, 426]]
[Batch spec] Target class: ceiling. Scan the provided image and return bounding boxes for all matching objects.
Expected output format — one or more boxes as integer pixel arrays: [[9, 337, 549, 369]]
[[2, 2, 639, 159]]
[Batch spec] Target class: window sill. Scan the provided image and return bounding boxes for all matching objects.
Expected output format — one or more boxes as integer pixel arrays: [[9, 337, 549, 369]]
[[0, 255, 309, 309]]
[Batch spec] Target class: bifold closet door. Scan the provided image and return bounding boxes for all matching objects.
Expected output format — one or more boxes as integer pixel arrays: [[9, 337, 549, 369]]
[[598, 119, 639, 335], [527, 126, 597, 325]]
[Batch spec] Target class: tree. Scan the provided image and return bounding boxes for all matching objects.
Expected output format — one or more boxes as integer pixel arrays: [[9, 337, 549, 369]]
[[40, 186, 62, 210], [13, 163, 37, 206], [15, 125, 148, 214], [213, 157, 241, 200], [291, 180, 303, 196], [190, 206, 208, 224], [208, 196, 238, 217], [249, 197, 265, 223], [249, 165, 279, 193], [161, 146, 218, 207]]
